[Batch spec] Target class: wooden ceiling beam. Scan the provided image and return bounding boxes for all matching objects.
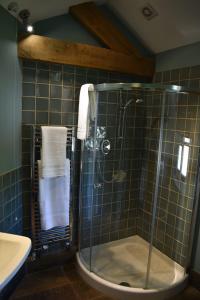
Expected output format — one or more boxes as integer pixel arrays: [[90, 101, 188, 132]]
[[18, 35, 154, 77], [69, 1, 142, 57]]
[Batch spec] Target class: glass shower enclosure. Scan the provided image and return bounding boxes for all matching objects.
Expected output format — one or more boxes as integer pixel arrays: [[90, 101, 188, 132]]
[[78, 83, 200, 291]]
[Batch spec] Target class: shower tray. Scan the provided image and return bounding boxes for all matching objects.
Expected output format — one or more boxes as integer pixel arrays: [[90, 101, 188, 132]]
[[77, 235, 188, 300]]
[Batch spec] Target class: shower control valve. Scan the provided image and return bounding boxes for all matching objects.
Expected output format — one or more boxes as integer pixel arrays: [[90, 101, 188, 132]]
[[94, 183, 103, 189], [101, 139, 111, 155]]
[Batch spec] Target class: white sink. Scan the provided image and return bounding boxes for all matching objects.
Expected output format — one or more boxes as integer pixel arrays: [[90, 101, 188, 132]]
[[0, 232, 31, 291]]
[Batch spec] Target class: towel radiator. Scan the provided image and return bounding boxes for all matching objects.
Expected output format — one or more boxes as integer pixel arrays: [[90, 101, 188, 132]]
[[30, 125, 76, 258]]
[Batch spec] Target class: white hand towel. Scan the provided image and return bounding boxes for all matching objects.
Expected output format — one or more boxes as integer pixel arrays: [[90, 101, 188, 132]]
[[41, 126, 67, 177], [38, 159, 70, 230], [77, 84, 95, 140]]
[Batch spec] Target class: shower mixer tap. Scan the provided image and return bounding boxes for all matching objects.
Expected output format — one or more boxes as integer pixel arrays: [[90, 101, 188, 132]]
[[101, 139, 111, 155], [94, 183, 103, 189]]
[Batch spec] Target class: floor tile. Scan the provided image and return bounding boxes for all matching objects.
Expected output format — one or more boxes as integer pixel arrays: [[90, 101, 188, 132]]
[[12, 284, 80, 300], [63, 265, 106, 299], [171, 286, 200, 300], [10, 266, 70, 299], [9, 263, 200, 300]]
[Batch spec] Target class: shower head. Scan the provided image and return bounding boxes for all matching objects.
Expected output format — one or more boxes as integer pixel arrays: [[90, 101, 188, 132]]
[[123, 98, 134, 109], [136, 98, 143, 104], [122, 98, 143, 109]]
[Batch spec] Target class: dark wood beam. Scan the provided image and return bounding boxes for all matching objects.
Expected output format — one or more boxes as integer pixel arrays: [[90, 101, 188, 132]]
[[18, 35, 154, 77], [69, 1, 142, 57]]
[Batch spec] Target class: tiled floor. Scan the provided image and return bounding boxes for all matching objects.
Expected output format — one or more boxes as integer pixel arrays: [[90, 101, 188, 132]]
[[10, 261, 200, 300]]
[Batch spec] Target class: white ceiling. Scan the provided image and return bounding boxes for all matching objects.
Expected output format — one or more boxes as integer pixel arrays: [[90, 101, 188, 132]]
[[1, 0, 200, 53], [0, 0, 105, 22], [107, 0, 200, 53]]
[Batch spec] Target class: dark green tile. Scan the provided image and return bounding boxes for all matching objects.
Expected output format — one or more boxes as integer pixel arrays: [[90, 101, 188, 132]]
[[190, 65, 200, 79], [22, 97, 35, 110], [36, 98, 48, 111], [61, 100, 74, 113], [49, 112, 61, 125], [22, 111, 35, 124], [36, 69, 49, 83], [50, 99, 61, 112], [23, 68, 36, 82], [50, 71, 62, 84], [37, 62, 49, 70], [36, 112, 48, 124], [23, 60, 36, 68], [61, 113, 74, 125], [50, 63, 62, 71], [63, 64, 75, 73], [50, 85, 62, 98], [23, 83, 35, 96], [36, 84, 49, 97], [62, 86, 73, 99]]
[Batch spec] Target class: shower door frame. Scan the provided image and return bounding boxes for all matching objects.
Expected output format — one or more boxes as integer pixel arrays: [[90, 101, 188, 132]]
[[78, 91, 99, 272]]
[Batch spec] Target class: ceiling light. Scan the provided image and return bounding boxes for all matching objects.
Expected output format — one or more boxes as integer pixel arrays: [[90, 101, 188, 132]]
[[27, 25, 33, 33], [18, 9, 34, 33]]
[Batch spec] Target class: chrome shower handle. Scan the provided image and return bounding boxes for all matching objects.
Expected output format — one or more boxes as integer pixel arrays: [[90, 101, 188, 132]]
[[101, 139, 111, 155]]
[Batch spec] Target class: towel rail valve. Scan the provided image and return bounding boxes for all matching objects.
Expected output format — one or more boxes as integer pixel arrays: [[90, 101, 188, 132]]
[[42, 245, 49, 250]]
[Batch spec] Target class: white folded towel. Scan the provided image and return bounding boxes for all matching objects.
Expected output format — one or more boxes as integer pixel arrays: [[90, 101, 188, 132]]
[[77, 84, 95, 140], [38, 159, 70, 230], [41, 126, 68, 177]]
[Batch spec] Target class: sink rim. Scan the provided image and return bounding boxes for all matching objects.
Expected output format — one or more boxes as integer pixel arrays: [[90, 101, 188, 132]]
[[0, 232, 31, 291]]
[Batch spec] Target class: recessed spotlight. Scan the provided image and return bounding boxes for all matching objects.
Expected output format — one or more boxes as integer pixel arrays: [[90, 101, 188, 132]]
[[18, 9, 34, 33], [27, 25, 33, 33]]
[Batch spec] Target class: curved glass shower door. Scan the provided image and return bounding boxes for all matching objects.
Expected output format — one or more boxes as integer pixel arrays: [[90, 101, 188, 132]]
[[78, 90, 98, 270], [91, 88, 151, 288], [78, 83, 200, 291], [146, 91, 200, 289]]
